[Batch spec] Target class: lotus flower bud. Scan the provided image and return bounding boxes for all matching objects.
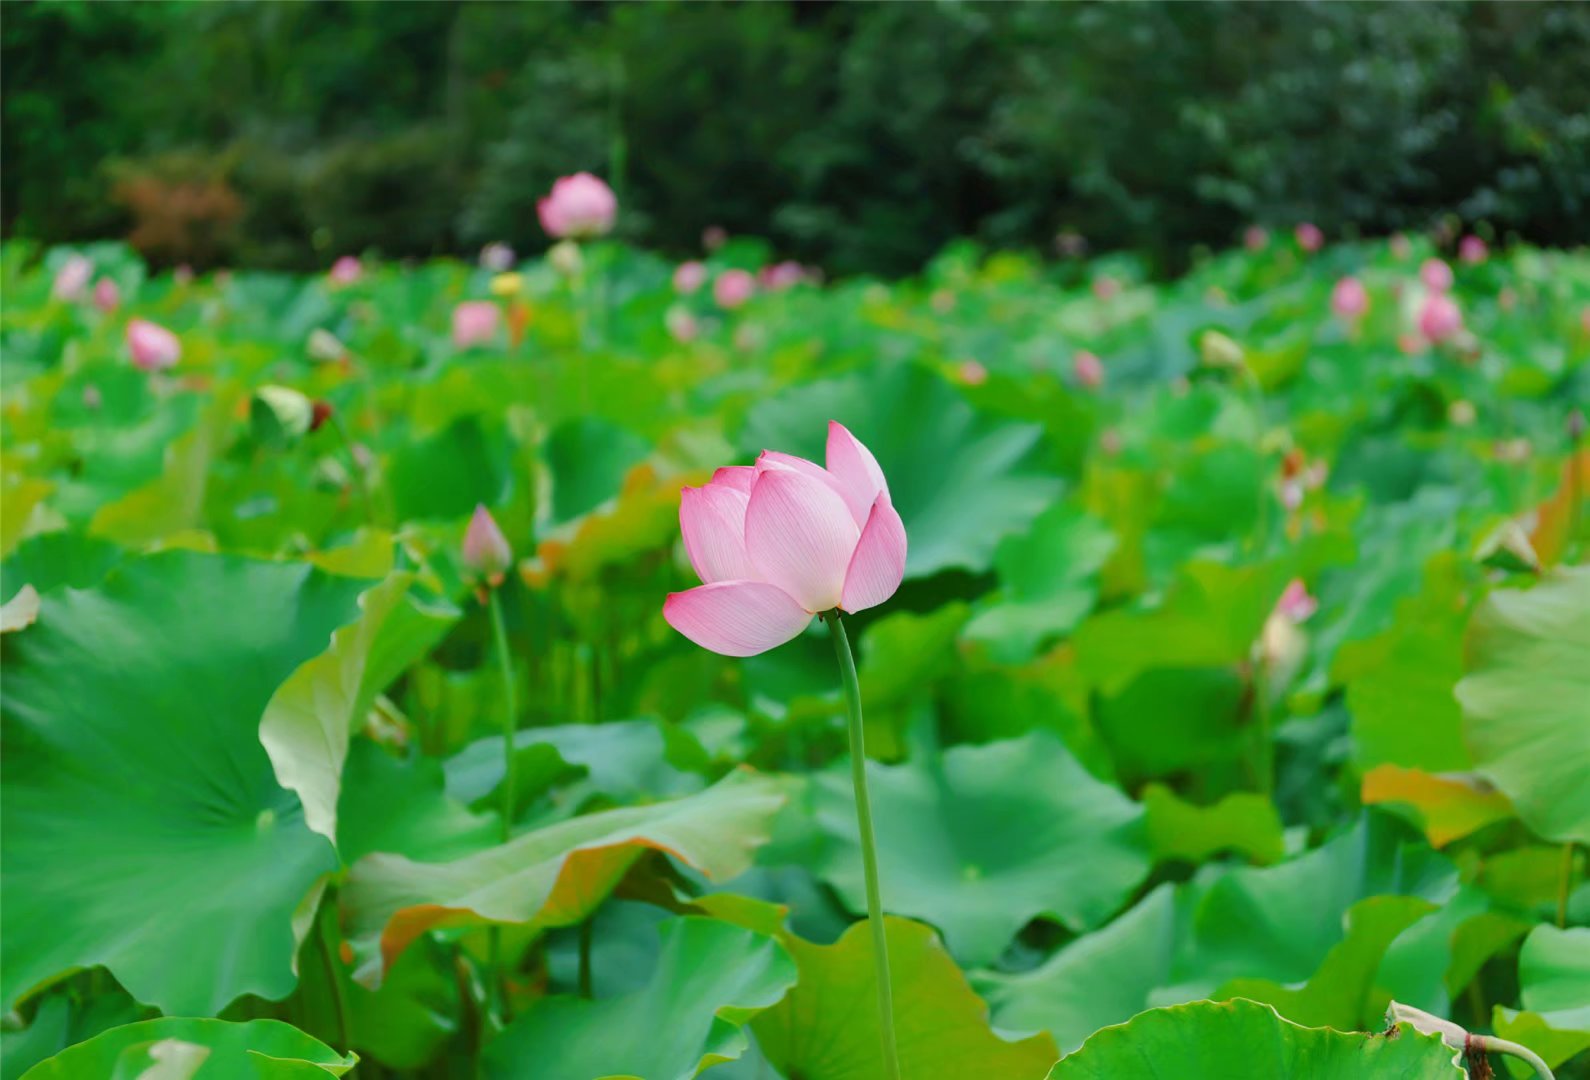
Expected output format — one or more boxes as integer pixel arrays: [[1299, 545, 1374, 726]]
[[1199, 329, 1245, 370], [714, 269, 755, 310], [1073, 350, 1104, 389], [673, 261, 708, 295], [1389, 233, 1411, 260], [1419, 294, 1462, 343], [250, 385, 315, 449], [1419, 258, 1453, 293], [92, 278, 121, 314], [452, 301, 500, 350], [1294, 223, 1324, 252], [1330, 276, 1368, 321], [463, 504, 513, 586], [1458, 235, 1488, 265], [665, 306, 699, 343], [306, 328, 348, 364], [329, 256, 362, 286], [1244, 226, 1269, 252], [702, 225, 728, 251], [547, 239, 583, 278], [537, 173, 617, 240], [52, 255, 93, 301], [1385, 1003, 1468, 1053], [1448, 400, 1477, 426], [126, 319, 180, 372], [760, 261, 805, 291], [480, 242, 516, 272]]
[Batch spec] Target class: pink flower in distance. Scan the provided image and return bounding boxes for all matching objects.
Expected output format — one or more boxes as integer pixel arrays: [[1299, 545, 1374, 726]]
[[1419, 294, 1463, 343], [173, 264, 195, 287], [702, 225, 728, 251], [1389, 233, 1412, 261], [452, 301, 500, 349], [666, 306, 699, 343], [760, 260, 805, 291], [1274, 578, 1319, 624], [53, 255, 93, 301], [673, 260, 708, 295], [1073, 350, 1104, 389], [329, 256, 362, 285], [1459, 235, 1488, 265], [1330, 276, 1368, 321], [956, 359, 988, 386], [1244, 226, 1269, 252], [537, 173, 617, 240], [663, 422, 908, 656], [462, 504, 513, 585], [92, 278, 121, 314], [126, 319, 180, 372], [714, 269, 755, 309], [1294, 223, 1324, 252], [480, 242, 516, 272], [1092, 276, 1121, 302], [1419, 258, 1453, 293]]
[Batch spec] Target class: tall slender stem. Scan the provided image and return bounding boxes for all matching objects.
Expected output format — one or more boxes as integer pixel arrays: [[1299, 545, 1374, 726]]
[[827, 612, 901, 1080], [487, 589, 518, 1022], [1475, 1034, 1556, 1080], [578, 918, 595, 999], [316, 888, 352, 1053]]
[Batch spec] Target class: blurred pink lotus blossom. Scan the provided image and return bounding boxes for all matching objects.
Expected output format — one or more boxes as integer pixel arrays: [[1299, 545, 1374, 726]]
[[673, 260, 708, 295], [1330, 276, 1368, 321], [1499, 287, 1517, 313], [1419, 294, 1463, 343], [173, 264, 194, 287], [1459, 235, 1488, 265], [452, 301, 500, 349], [1419, 259, 1453, 293], [702, 225, 728, 251], [664, 422, 906, 656], [480, 243, 516, 272], [1073, 350, 1104, 389], [537, 173, 616, 240], [714, 269, 755, 309], [760, 261, 805, 291], [329, 256, 362, 285], [126, 319, 180, 372], [956, 359, 988, 386], [1092, 276, 1121, 301], [666, 306, 699, 343], [1244, 226, 1269, 252], [92, 278, 121, 314], [1294, 223, 1324, 252], [1275, 579, 1318, 624], [1389, 233, 1412, 260], [53, 255, 92, 301], [462, 504, 513, 586]]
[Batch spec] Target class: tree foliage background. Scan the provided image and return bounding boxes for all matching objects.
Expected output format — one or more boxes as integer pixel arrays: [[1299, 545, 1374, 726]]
[[4, 0, 1588, 275]]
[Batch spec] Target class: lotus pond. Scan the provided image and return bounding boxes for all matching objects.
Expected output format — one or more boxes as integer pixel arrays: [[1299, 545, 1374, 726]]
[[1, 231, 1587, 1079]]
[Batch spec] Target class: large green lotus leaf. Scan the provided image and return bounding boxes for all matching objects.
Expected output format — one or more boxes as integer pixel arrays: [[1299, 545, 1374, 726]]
[[1457, 566, 1590, 844], [1142, 784, 1284, 866], [1, 988, 148, 1080], [1493, 925, 1590, 1076], [1044, 998, 1462, 1079], [342, 769, 787, 987], [543, 416, 652, 525], [386, 416, 511, 523], [19, 1018, 355, 1079], [976, 884, 1186, 1053], [753, 917, 1058, 1080], [738, 362, 1062, 578], [963, 503, 1115, 663], [1094, 667, 1248, 784], [483, 917, 796, 1080], [0, 552, 372, 1014], [337, 738, 498, 866], [0, 530, 122, 600], [808, 731, 1149, 965]]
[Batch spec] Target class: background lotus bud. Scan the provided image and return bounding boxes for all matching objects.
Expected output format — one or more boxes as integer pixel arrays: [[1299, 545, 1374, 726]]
[[1419, 294, 1462, 342], [173, 264, 194, 286], [673, 260, 707, 295], [537, 172, 617, 239], [328, 256, 362, 285], [1499, 286, 1517, 312], [249, 385, 315, 449], [1055, 230, 1088, 258], [1385, 1003, 1468, 1053], [1330, 276, 1368, 321], [452, 301, 500, 349], [306, 328, 347, 364], [82, 384, 102, 411], [463, 504, 513, 585], [52, 255, 92, 301], [547, 239, 583, 277], [1449, 400, 1477, 426], [1199, 329, 1245, 370], [1092, 276, 1121, 301], [1389, 232, 1411, 260], [1073, 350, 1104, 388], [92, 278, 120, 314], [714, 269, 755, 309], [479, 242, 516, 271], [1419, 258, 1453, 293], [956, 359, 988, 386], [663, 421, 907, 656], [760, 260, 805, 291], [1294, 222, 1324, 251], [1243, 226, 1268, 251], [126, 319, 180, 372], [665, 306, 699, 343], [1459, 235, 1488, 264], [702, 225, 728, 251]]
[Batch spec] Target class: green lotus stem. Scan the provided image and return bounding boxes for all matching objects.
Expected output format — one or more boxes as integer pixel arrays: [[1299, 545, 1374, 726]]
[[326, 412, 377, 527], [1557, 843, 1575, 929], [316, 889, 352, 1053], [1475, 1034, 1555, 1079], [578, 917, 595, 998], [827, 611, 902, 1080], [488, 588, 518, 1022]]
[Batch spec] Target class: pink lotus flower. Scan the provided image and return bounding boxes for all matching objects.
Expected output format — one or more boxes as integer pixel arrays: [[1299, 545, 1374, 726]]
[[462, 504, 513, 585], [956, 359, 988, 386], [1274, 579, 1318, 624], [1073, 350, 1104, 389], [663, 422, 908, 656], [673, 260, 708, 295], [714, 269, 755, 310], [1419, 258, 1453, 293], [480, 243, 516, 272], [1459, 235, 1488, 265], [666, 306, 699, 343], [52, 255, 93, 301], [126, 319, 180, 372], [760, 261, 805, 291], [452, 301, 500, 349], [1419, 294, 1463, 343], [1294, 223, 1324, 252], [1244, 226, 1269, 252], [92, 278, 121, 314], [537, 173, 617, 240], [1389, 233, 1412, 261], [329, 256, 362, 285], [1330, 276, 1368, 321]]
